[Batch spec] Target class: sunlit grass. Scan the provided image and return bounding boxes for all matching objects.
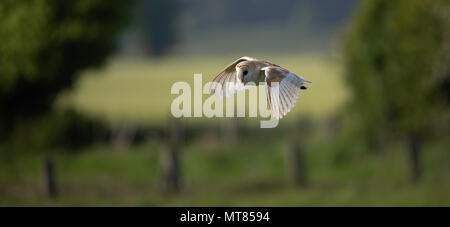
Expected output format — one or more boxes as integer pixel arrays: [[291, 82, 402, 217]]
[[57, 53, 348, 126]]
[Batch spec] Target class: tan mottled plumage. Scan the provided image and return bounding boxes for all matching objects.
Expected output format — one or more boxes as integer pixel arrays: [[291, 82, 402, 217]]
[[210, 56, 311, 120]]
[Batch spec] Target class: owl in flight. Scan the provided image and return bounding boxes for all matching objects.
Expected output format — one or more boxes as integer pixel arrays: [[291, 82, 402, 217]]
[[210, 56, 311, 120]]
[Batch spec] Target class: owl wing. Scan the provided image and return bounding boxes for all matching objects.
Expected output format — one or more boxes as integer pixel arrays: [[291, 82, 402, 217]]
[[263, 66, 311, 120], [209, 56, 256, 97]]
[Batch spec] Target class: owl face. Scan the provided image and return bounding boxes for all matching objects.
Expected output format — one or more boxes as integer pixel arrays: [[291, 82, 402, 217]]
[[236, 64, 256, 84]]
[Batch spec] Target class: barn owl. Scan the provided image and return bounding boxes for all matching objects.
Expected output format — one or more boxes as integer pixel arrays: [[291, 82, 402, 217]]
[[210, 56, 311, 120]]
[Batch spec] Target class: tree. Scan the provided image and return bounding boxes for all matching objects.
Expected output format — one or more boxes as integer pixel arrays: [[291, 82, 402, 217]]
[[0, 0, 132, 141], [343, 0, 450, 182], [137, 0, 181, 56]]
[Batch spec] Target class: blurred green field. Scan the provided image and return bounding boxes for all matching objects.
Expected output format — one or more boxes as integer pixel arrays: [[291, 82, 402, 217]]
[[57, 54, 348, 125], [3, 0, 449, 208], [3, 54, 449, 206], [1, 134, 449, 206]]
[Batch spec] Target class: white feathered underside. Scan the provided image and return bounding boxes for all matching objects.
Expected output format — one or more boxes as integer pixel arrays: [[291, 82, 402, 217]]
[[222, 77, 246, 97], [269, 73, 306, 120], [211, 73, 246, 97]]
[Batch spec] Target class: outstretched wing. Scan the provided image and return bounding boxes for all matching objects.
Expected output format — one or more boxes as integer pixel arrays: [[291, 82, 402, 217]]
[[209, 56, 255, 97], [264, 66, 311, 120]]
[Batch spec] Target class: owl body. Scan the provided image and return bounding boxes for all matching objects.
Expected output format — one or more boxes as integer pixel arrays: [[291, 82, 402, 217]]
[[210, 56, 311, 119]]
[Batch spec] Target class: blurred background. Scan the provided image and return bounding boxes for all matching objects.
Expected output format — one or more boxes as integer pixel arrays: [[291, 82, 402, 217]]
[[0, 0, 449, 206]]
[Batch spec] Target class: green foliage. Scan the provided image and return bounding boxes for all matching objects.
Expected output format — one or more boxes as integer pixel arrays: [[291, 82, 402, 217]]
[[137, 0, 181, 56], [6, 108, 109, 152], [344, 0, 450, 140], [0, 0, 132, 140]]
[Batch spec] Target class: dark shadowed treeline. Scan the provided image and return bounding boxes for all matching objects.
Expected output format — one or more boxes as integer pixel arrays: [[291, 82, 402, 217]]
[[125, 0, 358, 55], [183, 0, 357, 31], [136, 0, 181, 56], [0, 0, 132, 150]]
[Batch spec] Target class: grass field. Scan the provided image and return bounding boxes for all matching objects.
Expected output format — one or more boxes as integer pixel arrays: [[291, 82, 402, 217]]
[[3, 54, 449, 206], [1, 134, 449, 206], [57, 54, 348, 125]]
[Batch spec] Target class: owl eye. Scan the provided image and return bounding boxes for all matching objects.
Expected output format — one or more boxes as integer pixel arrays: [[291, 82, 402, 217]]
[[243, 70, 248, 76]]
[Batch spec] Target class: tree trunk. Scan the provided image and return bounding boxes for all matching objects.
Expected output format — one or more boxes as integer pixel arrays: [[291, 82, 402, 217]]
[[408, 133, 421, 183], [43, 156, 57, 197]]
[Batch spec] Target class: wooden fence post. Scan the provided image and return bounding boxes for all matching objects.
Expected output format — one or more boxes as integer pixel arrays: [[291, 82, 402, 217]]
[[42, 155, 57, 197], [161, 118, 183, 193], [221, 118, 238, 144], [285, 140, 307, 187], [408, 133, 421, 183], [284, 117, 311, 187], [112, 123, 136, 151]]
